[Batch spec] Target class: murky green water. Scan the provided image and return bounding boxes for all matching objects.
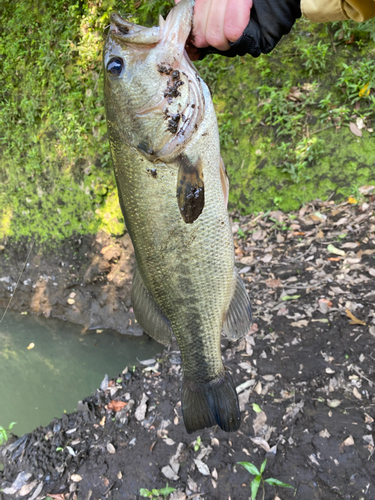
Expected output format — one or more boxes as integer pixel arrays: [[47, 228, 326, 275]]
[[0, 310, 161, 437]]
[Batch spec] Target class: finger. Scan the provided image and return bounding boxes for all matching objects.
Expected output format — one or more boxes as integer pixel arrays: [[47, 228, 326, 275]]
[[204, 0, 231, 51], [224, 0, 252, 42], [191, 0, 213, 48]]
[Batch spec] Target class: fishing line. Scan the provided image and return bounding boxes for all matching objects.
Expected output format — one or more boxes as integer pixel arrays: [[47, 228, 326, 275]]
[[0, 239, 34, 324]]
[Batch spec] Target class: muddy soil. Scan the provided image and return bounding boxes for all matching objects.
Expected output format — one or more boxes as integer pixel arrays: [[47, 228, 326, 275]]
[[1, 189, 375, 500], [0, 232, 142, 336]]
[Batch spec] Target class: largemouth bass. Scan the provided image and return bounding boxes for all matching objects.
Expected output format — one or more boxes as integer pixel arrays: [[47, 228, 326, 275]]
[[103, 0, 252, 433]]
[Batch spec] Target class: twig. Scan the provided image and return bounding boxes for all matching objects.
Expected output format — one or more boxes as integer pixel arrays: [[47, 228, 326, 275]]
[[310, 124, 336, 136], [0, 240, 34, 324]]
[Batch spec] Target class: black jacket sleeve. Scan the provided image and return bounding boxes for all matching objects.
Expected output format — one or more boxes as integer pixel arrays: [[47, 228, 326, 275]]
[[198, 0, 301, 58]]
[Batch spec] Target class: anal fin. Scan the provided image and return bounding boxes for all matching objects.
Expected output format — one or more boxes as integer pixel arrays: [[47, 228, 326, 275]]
[[222, 270, 252, 341], [131, 267, 172, 346]]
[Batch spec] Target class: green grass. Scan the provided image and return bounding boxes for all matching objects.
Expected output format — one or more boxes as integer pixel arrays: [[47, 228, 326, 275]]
[[1, 1, 374, 242]]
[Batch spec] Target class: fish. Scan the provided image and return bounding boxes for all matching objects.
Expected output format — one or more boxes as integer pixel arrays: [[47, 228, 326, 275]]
[[103, 0, 252, 434]]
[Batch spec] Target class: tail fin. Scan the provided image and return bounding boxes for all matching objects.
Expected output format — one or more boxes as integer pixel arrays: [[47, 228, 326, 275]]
[[182, 370, 240, 434]]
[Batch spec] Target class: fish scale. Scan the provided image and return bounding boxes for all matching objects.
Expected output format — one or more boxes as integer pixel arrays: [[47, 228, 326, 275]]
[[104, 0, 252, 433]]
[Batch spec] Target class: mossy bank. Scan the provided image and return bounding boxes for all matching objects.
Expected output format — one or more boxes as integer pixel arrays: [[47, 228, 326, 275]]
[[1, 0, 374, 245]]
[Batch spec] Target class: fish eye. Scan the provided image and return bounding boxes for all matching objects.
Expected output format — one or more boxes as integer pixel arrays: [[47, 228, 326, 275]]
[[107, 57, 124, 76]]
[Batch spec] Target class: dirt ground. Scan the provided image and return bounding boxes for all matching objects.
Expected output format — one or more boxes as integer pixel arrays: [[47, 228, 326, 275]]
[[1, 188, 375, 500], [0, 231, 143, 336]]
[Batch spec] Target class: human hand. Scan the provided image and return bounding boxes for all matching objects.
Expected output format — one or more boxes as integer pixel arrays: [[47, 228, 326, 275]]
[[175, 0, 252, 60], [176, 0, 301, 59]]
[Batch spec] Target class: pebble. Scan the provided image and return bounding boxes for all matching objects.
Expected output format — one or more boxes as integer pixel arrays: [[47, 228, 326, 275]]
[[71, 474, 82, 482], [107, 442, 116, 454]]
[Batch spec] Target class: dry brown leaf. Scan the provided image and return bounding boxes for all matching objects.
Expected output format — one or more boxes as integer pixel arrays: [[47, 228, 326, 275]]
[[346, 308, 366, 326], [261, 254, 272, 263], [353, 387, 362, 400], [328, 257, 342, 262], [100, 244, 113, 255], [349, 122, 362, 137], [358, 185, 375, 195], [316, 229, 324, 239], [99, 416, 106, 426], [265, 278, 282, 288], [106, 400, 127, 412], [290, 319, 309, 328], [341, 242, 359, 249]]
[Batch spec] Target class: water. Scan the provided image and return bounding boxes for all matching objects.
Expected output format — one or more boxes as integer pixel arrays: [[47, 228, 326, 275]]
[[0, 310, 161, 437]]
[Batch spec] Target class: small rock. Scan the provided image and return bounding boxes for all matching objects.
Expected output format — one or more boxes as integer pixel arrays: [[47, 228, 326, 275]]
[[71, 474, 82, 482], [107, 442, 116, 454], [67, 298, 75, 305]]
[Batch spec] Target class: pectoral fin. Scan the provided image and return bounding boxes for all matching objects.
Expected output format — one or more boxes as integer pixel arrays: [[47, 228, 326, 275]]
[[176, 155, 204, 224], [131, 267, 172, 346], [222, 270, 252, 341]]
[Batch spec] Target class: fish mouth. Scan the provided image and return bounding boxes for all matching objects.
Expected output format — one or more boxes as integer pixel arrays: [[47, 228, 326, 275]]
[[108, 13, 161, 44]]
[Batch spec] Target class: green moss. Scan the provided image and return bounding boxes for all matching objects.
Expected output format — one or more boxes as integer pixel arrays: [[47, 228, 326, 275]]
[[0, 1, 374, 243], [200, 18, 375, 213]]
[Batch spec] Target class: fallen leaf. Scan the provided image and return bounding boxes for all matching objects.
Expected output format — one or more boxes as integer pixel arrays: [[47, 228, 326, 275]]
[[352, 387, 362, 400], [358, 185, 375, 195], [250, 437, 270, 452], [318, 298, 332, 314], [135, 393, 149, 421], [327, 244, 346, 256], [359, 82, 370, 98], [349, 122, 362, 137], [99, 416, 106, 426], [106, 400, 127, 412], [327, 257, 342, 261], [327, 399, 342, 408], [341, 242, 359, 249], [27, 343, 35, 350], [346, 308, 366, 326], [100, 244, 113, 255], [261, 253, 272, 263], [281, 295, 300, 301], [161, 465, 179, 481], [67, 298, 75, 305], [265, 278, 282, 288], [290, 319, 309, 327], [71, 474, 82, 482], [194, 459, 210, 476]]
